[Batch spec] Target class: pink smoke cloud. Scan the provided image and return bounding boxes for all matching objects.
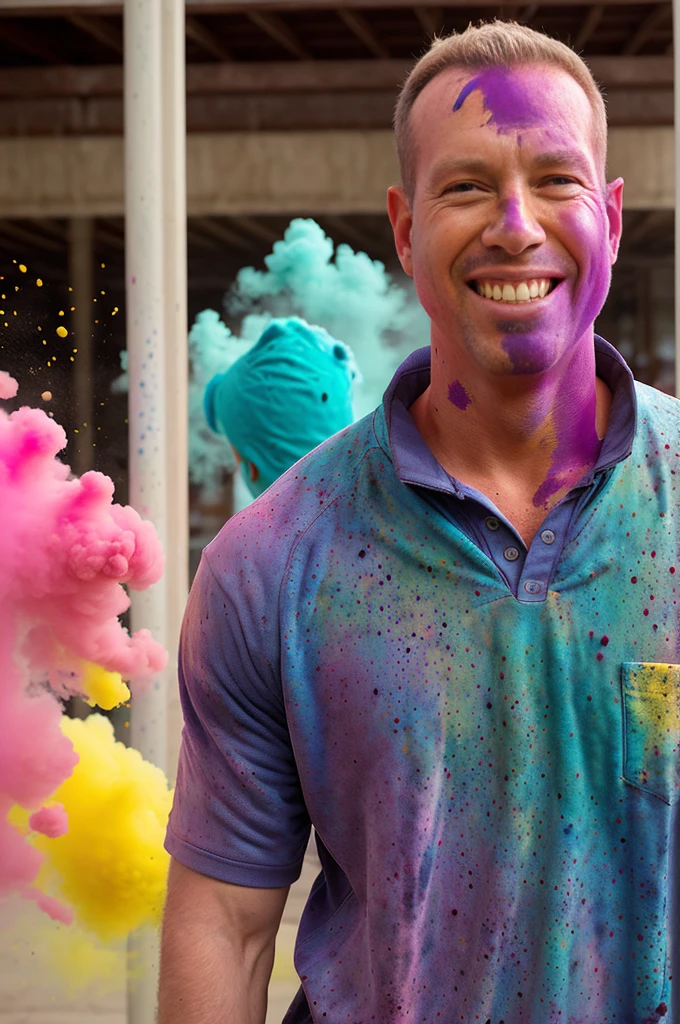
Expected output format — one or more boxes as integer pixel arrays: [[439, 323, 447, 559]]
[[0, 374, 167, 921]]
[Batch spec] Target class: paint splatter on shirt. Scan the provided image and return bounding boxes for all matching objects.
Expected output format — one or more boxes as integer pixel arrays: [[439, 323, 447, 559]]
[[167, 343, 680, 1023]]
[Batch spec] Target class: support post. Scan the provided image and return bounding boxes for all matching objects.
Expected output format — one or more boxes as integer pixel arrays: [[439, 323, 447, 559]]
[[124, 0, 187, 1020]]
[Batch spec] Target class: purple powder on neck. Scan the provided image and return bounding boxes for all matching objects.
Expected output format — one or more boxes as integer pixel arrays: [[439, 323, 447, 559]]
[[448, 380, 472, 410]]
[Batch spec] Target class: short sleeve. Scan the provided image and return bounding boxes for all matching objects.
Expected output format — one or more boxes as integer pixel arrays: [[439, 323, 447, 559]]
[[165, 547, 311, 887]]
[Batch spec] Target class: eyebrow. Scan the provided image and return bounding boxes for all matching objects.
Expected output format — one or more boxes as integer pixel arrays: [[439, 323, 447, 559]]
[[427, 149, 594, 188]]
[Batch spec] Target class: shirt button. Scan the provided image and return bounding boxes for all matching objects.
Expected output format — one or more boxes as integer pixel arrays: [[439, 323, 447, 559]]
[[485, 516, 500, 531], [541, 529, 556, 545], [504, 546, 520, 561], [524, 579, 545, 595]]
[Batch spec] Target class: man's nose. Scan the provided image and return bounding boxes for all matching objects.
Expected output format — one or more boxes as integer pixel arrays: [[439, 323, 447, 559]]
[[481, 195, 546, 254]]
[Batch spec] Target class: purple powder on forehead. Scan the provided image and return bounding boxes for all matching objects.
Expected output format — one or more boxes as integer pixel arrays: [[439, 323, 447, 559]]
[[453, 67, 546, 132], [448, 380, 472, 410]]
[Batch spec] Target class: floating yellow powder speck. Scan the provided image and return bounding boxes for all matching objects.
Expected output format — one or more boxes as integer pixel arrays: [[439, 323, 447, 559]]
[[37, 278, 43, 287], [41, 391, 52, 401], [56, 326, 68, 338], [19, 264, 27, 273], [112, 307, 119, 316], [80, 661, 130, 710], [29, 714, 173, 940], [58, 310, 65, 316]]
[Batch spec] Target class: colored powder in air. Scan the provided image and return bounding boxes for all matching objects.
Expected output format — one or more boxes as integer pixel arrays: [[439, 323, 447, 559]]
[[228, 218, 428, 420], [0, 370, 18, 399], [0, 374, 167, 922], [12, 715, 172, 941]]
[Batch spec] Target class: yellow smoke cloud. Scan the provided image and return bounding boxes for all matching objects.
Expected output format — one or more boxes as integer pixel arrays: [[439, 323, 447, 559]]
[[27, 714, 172, 941], [80, 661, 131, 711]]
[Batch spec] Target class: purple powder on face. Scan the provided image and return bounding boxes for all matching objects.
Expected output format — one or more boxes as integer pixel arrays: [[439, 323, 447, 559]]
[[453, 67, 546, 133], [448, 380, 472, 410]]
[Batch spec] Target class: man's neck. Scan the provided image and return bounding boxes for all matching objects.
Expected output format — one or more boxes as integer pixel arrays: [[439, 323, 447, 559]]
[[409, 333, 612, 545]]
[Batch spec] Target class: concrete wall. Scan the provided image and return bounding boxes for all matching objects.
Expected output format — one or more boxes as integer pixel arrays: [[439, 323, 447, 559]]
[[0, 126, 674, 217]]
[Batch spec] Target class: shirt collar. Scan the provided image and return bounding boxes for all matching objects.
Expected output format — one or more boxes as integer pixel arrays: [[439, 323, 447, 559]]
[[382, 336, 637, 493]]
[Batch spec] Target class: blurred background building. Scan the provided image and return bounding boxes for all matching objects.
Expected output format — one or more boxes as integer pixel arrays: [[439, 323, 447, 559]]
[[0, 1, 676, 1021]]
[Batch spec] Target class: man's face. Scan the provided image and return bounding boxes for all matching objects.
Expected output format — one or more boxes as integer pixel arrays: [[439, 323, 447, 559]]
[[388, 65, 624, 376]]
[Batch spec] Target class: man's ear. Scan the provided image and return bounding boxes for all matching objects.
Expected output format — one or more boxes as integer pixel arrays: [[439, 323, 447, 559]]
[[605, 177, 624, 265], [387, 185, 414, 278]]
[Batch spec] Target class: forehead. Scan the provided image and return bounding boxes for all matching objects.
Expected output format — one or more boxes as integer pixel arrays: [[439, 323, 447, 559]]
[[409, 64, 596, 180]]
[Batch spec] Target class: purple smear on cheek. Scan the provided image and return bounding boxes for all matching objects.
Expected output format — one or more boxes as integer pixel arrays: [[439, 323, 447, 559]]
[[453, 68, 545, 131], [448, 380, 472, 410]]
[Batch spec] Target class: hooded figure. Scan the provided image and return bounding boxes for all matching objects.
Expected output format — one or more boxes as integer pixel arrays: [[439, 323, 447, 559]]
[[203, 317, 358, 498]]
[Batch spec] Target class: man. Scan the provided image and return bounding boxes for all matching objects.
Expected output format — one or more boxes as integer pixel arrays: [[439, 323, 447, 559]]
[[160, 21, 680, 1023], [203, 316, 357, 498]]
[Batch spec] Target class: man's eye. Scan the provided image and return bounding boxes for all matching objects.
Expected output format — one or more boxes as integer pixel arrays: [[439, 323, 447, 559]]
[[546, 176, 576, 186], [446, 182, 478, 193]]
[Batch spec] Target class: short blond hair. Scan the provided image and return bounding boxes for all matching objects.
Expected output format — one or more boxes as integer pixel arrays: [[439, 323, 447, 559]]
[[394, 21, 607, 201]]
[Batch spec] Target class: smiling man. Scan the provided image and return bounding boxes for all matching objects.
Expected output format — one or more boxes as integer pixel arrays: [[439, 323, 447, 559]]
[[159, 22, 680, 1024]]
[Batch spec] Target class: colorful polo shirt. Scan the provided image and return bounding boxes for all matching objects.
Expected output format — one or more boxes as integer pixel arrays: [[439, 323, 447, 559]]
[[167, 338, 680, 1023]]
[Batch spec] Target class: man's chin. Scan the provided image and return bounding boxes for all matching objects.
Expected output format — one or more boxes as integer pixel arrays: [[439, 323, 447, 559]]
[[500, 332, 562, 375]]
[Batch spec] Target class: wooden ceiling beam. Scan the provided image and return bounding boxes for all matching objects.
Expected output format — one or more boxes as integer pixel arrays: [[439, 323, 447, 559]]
[[2, 0, 667, 13], [413, 7, 445, 38], [0, 219, 65, 251], [68, 13, 123, 55], [573, 4, 604, 51], [0, 81, 672, 135], [0, 57, 671, 99], [186, 15, 233, 60], [192, 216, 258, 251], [227, 215, 281, 243], [336, 8, 391, 59], [0, 20, 68, 63], [517, 4, 539, 24], [246, 11, 311, 59], [622, 2, 671, 55], [623, 209, 671, 248]]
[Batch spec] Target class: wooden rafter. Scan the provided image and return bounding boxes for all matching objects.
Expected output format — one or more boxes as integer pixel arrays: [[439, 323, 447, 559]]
[[192, 217, 259, 251], [574, 4, 604, 49], [227, 215, 280, 244], [413, 7, 445, 38], [622, 2, 671, 55], [0, 20, 68, 63], [246, 11, 311, 59], [517, 4, 539, 24], [68, 14, 123, 55], [623, 209, 671, 249], [0, 219, 65, 251], [0, 0, 670, 11], [0, 57, 670, 99], [186, 15, 233, 60], [336, 8, 390, 59]]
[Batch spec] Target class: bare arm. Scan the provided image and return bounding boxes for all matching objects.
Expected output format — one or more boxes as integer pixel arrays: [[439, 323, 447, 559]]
[[157, 857, 290, 1024]]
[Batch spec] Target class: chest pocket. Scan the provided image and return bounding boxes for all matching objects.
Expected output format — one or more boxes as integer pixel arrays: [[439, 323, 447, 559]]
[[622, 662, 680, 805]]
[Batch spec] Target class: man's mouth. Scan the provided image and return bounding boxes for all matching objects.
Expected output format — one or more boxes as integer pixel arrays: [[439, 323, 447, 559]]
[[468, 278, 560, 303]]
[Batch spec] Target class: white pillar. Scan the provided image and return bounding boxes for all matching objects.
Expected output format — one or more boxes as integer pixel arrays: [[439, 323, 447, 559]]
[[124, 0, 187, 1020], [675, 0, 680, 397], [162, 0, 189, 786]]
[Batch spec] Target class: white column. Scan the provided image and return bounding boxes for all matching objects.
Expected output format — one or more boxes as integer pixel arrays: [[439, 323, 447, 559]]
[[162, 0, 189, 786], [675, 0, 680, 397], [124, 0, 187, 1020]]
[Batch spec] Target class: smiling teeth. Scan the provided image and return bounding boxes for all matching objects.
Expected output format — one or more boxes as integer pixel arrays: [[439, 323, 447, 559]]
[[476, 279, 552, 302]]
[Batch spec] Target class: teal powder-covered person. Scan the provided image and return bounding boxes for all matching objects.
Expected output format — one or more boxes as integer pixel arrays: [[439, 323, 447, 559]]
[[202, 316, 358, 498]]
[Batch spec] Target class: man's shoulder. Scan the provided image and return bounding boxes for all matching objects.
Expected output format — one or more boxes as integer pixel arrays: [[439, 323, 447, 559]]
[[204, 410, 387, 583], [634, 380, 680, 436]]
